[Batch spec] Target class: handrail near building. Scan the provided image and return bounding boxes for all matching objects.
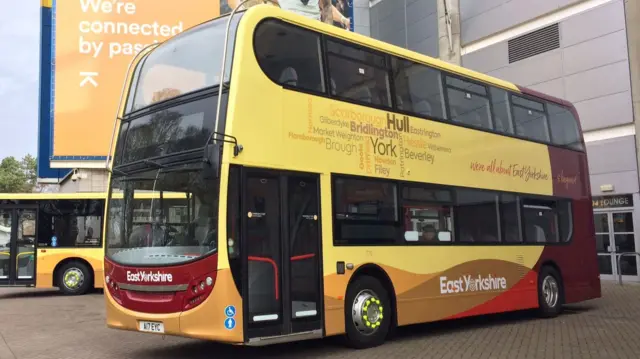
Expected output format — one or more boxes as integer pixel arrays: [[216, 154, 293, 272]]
[[617, 252, 640, 285]]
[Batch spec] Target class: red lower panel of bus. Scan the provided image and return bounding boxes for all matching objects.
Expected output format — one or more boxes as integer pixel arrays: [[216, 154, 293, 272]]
[[104, 254, 218, 314], [445, 270, 539, 320]]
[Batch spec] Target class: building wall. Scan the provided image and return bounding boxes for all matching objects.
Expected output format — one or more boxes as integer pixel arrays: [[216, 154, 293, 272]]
[[58, 169, 108, 193], [369, 0, 439, 57], [353, 0, 371, 36], [586, 135, 639, 196], [462, 0, 632, 133], [460, 0, 583, 45]]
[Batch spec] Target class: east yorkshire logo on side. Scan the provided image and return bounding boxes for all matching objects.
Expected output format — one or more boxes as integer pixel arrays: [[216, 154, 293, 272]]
[[126, 270, 173, 283], [439, 274, 507, 294]]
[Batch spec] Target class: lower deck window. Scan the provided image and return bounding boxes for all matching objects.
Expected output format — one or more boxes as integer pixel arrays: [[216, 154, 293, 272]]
[[333, 177, 398, 244], [454, 190, 499, 243], [522, 199, 565, 243], [402, 184, 453, 243], [332, 175, 573, 246], [38, 199, 104, 247]]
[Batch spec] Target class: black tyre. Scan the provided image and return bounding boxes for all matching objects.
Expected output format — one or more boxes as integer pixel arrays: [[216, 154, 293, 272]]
[[537, 266, 563, 318], [57, 261, 92, 296], [344, 275, 391, 349]]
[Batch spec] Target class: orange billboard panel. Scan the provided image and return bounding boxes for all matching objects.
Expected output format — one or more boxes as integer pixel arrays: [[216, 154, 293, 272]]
[[52, 0, 220, 159]]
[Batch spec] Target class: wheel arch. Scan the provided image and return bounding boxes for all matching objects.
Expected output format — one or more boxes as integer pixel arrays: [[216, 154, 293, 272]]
[[539, 260, 564, 302], [347, 263, 398, 328], [53, 257, 95, 288]]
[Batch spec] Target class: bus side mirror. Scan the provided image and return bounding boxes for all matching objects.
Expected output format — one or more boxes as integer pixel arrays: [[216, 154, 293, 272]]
[[202, 144, 221, 179]]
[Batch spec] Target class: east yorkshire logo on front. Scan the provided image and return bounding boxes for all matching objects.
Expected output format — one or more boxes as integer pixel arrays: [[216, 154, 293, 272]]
[[126, 270, 173, 283], [440, 274, 507, 294]]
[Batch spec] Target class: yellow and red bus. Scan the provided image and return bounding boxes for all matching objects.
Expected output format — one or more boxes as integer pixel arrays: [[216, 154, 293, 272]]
[[103, 4, 600, 348], [0, 192, 106, 295]]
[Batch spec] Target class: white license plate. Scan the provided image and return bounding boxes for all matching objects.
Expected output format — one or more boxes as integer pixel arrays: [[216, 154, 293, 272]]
[[138, 321, 164, 333]]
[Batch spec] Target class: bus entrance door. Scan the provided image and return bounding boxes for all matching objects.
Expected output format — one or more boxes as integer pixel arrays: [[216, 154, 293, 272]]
[[243, 170, 323, 344], [0, 207, 36, 287]]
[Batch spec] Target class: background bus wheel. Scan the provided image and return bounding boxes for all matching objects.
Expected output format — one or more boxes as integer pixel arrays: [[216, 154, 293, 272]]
[[344, 275, 391, 349], [537, 266, 563, 318], [58, 261, 92, 296]]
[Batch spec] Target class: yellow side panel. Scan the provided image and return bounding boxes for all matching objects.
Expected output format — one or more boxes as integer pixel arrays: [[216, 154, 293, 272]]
[[291, 92, 551, 194], [228, 85, 552, 195], [35, 248, 104, 289]]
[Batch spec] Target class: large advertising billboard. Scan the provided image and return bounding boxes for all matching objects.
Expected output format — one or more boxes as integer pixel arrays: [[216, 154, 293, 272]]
[[43, 0, 354, 170], [50, 0, 219, 165]]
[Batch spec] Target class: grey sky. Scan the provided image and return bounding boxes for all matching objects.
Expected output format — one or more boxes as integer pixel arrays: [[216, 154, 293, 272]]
[[0, 2, 40, 160]]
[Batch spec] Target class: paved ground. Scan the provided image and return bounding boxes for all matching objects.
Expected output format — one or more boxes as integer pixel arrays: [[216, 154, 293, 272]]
[[0, 281, 638, 359]]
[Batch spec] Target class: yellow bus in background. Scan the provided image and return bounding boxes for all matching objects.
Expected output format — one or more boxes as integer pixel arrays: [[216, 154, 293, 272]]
[[0, 191, 187, 295], [0, 192, 106, 295], [103, 4, 599, 349]]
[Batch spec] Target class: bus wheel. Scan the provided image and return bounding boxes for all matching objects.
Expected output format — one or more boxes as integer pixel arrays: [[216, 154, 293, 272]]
[[58, 261, 92, 296], [344, 275, 391, 349], [537, 266, 563, 318]]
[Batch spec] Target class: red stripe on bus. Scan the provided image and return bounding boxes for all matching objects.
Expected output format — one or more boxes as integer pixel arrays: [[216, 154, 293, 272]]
[[248, 256, 279, 300], [290, 253, 315, 261]]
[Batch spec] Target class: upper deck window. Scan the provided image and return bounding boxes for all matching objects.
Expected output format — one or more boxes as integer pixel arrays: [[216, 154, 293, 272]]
[[392, 57, 445, 119], [126, 14, 242, 113], [249, 18, 584, 151], [548, 103, 583, 150], [511, 95, 550, 142], [326, 39, 391, 107], [445, 76, 492, 130], [254, 19, 325, 93], [490, 87, 514, 134]]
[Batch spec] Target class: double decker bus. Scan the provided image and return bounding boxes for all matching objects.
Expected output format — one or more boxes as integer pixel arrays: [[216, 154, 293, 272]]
[[0, 193, 105, 295], [103, 3, 600, 348]]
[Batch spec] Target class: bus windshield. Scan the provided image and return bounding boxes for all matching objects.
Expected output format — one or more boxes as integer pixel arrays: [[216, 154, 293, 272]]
[[105, 168, 219, 266], [126, 13, 242, 113]]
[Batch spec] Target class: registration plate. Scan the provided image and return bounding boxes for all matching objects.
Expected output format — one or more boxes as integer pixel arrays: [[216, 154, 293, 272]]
[[138, 320, 165, 333]]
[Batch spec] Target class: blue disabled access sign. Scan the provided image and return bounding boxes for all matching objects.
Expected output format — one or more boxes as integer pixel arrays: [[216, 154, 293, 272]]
[[224, 317, 236, 330], [224, 305, 236, 318]]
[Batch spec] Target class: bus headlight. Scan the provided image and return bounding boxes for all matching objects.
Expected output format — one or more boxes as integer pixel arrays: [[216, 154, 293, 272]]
[[183, 271, 217, 311]]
